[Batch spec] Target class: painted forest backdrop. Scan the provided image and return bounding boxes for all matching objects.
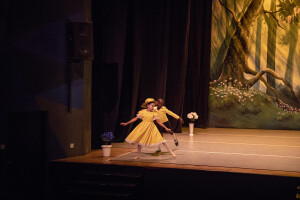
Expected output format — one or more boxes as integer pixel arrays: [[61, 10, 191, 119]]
[[210, 0, 300, 129]]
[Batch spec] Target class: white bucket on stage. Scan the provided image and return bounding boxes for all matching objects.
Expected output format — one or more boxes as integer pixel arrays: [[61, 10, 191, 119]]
[[101, 145, 112, 157], [189, 123, 194, 136]]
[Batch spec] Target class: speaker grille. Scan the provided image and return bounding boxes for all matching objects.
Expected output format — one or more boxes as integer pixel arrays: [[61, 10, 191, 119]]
[[66, 22, 94, 60]]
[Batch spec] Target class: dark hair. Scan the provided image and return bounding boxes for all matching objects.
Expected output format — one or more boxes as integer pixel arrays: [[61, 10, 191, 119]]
[[147, 101, 155, 106]]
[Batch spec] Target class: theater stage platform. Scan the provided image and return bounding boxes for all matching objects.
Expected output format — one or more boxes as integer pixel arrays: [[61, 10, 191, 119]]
[[50, 128, 300, 200]]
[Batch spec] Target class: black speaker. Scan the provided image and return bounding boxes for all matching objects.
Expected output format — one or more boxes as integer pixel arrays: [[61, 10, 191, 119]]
[[66, 22, 94, 60]]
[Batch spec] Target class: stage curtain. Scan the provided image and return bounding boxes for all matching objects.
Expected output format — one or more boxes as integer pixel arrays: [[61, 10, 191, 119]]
[[92, 0, 211, 147]]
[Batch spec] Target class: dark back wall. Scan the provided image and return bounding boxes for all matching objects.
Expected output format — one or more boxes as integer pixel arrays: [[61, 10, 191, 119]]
[[0, 0, 92, 161], [0, 2, 94, 199]]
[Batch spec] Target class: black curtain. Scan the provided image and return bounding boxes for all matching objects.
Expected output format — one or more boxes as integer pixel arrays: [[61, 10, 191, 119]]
[[92, 0, 211, 148]]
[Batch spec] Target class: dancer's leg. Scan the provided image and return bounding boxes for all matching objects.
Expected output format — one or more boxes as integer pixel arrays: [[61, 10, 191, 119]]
[[156, 132, 163, 153], [166, 121, 178, 146], [135, 144, 141, 159], [155, 125, 163, 153], [171, 132, 179, 146], [162, 142, 176, 157], [156, 144, 161, 153]]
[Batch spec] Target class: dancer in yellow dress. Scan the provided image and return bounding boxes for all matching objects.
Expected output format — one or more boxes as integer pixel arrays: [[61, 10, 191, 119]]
[[120, 98, 176, 159]]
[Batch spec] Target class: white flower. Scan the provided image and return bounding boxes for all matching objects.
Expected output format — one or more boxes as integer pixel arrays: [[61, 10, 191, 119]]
[[187, 112, 198, 122]]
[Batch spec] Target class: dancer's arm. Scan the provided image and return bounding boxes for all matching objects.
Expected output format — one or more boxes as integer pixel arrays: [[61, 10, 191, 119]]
[[165, 107, 184, 124], [120, 116, 139, 126], [155, 119, 171, 132]]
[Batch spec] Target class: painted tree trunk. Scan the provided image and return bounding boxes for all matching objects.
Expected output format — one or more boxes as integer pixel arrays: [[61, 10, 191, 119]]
[[216, 0, 264, 88], [254, 15, 262, 90], [266, 0, 277, 95], [285, 23, 298, 86]]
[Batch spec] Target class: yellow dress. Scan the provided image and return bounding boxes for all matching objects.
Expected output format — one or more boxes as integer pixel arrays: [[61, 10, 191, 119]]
[[125, 109, 166, 146]]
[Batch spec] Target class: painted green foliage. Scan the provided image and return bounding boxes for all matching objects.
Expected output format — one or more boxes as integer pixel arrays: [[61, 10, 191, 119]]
[[210, 0, 300, 129]]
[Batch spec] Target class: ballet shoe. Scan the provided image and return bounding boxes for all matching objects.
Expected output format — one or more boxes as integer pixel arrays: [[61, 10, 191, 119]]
[[174, 139, 179, 146]]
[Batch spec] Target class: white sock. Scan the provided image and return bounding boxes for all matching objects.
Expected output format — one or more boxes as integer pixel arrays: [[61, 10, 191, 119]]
[[162, 142, 176, 157]]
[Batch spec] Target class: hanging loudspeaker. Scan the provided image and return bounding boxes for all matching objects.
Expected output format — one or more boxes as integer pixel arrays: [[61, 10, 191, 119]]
[[66, 22, 94, 60]]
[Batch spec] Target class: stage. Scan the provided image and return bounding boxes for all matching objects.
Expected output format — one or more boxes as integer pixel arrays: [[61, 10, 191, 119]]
[[56, 127, 300, 177], [50, 128, 300, 200]]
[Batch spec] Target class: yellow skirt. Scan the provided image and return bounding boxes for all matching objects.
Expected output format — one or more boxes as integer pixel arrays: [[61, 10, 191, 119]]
[[125, 121, 165, 146]]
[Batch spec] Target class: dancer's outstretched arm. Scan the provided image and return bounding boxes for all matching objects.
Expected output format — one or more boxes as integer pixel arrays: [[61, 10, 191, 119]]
[[165, 107, 184, 124], [120, 116, 139, 126], [155, 119, 171, 132]]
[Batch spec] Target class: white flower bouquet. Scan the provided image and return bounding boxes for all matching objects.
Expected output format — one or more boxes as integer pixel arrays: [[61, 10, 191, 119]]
[[187, 112, 198, 123]]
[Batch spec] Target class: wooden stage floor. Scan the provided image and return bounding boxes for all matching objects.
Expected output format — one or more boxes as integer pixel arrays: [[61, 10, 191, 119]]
[[55, 127, 300, 178]]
